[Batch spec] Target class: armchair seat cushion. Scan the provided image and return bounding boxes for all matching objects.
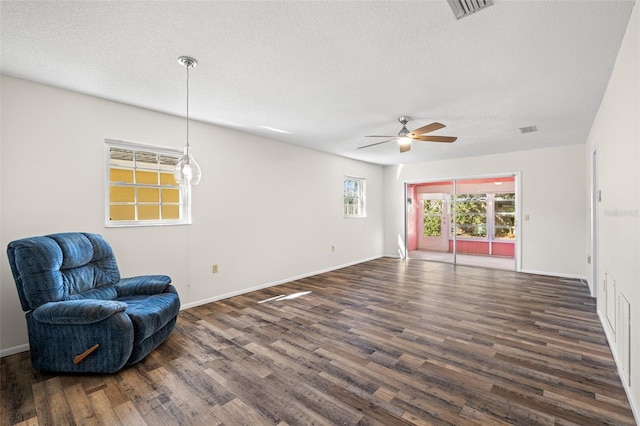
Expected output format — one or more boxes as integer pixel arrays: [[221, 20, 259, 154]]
[[120, 292, 180, 344]]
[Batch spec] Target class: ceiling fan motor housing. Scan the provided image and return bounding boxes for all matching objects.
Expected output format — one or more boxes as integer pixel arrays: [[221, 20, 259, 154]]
[[398, 116, 411, 137]]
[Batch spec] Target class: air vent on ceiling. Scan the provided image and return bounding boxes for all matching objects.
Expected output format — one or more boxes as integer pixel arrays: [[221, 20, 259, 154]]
[[447, 0, 494, 19], [518, 125, 538, 134]]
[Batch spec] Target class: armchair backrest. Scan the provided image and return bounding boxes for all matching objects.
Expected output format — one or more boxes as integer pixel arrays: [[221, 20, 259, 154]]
[[7, 233, 121, 311]]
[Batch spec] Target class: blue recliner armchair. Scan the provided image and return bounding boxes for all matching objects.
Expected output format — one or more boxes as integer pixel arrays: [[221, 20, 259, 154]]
[[7, 232, 180, 373]]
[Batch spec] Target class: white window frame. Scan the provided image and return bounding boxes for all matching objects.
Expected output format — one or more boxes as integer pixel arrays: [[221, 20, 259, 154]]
[[105, 139, 191, 227], [343, 176, 366, 218]]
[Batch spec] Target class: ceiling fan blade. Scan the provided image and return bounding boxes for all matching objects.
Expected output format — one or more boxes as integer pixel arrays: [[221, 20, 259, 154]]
[[358, 138, 397, 149], [409, 122, 445, 136], [413, 135, 457, 143], [399, 143, 411, 153]]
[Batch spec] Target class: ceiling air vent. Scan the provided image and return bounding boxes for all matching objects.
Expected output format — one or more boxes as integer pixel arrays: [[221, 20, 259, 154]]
[[447, 0, 494, 19], [518, 125, 538, 134]]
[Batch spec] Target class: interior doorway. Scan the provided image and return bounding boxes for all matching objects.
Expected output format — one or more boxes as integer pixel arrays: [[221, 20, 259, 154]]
[[406, 175, 518, 271]]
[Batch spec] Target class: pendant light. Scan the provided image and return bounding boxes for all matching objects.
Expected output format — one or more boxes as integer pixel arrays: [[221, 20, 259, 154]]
[[174, 56, 202, 186]]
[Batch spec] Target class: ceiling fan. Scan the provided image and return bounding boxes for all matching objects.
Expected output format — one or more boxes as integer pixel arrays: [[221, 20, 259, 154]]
[[359, 116, 457, 153]]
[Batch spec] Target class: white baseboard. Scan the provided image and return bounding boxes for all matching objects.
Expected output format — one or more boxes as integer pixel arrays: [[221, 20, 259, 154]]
[[180, 255, 384, 311], [384, 253, 402, 259], [598, 309, 640, 424], [516, 269, 587, 282], [0, 343, 29, 358]]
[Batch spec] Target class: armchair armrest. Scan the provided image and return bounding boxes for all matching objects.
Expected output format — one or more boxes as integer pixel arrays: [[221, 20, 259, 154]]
[[32, 300, 127, 325], [116, 275, 172, 297]]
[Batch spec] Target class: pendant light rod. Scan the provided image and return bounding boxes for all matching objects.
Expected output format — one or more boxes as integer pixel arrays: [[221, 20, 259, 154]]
[[178, 56, 197, 151]]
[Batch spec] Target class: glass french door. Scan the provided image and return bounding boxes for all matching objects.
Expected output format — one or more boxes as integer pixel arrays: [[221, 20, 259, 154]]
[[418, 193, 450, 252]]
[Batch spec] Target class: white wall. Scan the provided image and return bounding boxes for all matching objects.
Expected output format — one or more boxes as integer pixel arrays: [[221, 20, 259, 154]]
[[586, 1, 639, 418], [383, 144, 587, 277], [0, 75, 385, 353]]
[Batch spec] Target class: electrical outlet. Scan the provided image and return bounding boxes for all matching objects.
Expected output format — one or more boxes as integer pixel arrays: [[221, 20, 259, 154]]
[[212, 264, 218, 273], [331, 245, 335, 252]]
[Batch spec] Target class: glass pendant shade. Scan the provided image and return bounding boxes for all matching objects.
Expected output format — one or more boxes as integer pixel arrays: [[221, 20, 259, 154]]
[[174, 146, 201, 186]]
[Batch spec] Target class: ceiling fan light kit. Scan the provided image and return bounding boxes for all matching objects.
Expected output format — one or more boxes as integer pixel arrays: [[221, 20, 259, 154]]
[[360, 116, 457, 153], [398, 137, 412, 153]]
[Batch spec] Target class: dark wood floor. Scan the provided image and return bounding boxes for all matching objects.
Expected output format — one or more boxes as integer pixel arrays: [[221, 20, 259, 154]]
[[1, 258, 636, 425]]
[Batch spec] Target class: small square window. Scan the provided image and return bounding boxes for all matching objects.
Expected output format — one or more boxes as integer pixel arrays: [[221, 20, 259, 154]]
[[105, 140, 190, 227], [344, 176, 366, 218]]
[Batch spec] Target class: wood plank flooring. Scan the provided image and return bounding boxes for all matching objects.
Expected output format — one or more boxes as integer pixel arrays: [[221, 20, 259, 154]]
[[1, 258, 636, 425]]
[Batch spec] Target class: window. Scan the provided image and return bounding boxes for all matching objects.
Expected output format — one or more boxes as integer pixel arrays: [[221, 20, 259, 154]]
[[343, 176, 366, 217], [450, 192, 516, 240], [105, 140, 189, 227], [494, 193, 516, 239], [452, 193, 487, 238]]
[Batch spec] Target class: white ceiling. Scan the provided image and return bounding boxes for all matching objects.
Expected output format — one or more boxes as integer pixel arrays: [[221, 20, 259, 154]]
[[1, 1, 635, 165]]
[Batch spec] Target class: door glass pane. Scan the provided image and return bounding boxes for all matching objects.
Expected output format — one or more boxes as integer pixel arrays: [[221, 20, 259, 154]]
[[423, 200, 442, 237], [454, 181, 489, 262]]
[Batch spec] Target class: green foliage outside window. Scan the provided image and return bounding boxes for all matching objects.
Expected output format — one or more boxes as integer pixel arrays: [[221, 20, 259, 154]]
[[494, 193, 515, 239], [452, 194, 487, 238], [423, 200, 443, 236]]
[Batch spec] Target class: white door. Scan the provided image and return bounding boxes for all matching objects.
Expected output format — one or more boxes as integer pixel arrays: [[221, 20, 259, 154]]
[[418, 193, 449, 252]]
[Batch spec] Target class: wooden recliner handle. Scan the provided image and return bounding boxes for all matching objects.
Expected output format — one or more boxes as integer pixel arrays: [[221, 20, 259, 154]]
[[73, 344, 100, 364]]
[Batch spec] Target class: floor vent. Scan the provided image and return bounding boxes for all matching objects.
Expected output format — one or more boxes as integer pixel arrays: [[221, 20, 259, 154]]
[[447, 0, 494, 19], [618, 293, 631, 386], [559, 278, 587, 286]]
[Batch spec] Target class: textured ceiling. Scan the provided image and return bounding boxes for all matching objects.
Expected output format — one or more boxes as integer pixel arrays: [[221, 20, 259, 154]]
[[0, 1, 635, 165]]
